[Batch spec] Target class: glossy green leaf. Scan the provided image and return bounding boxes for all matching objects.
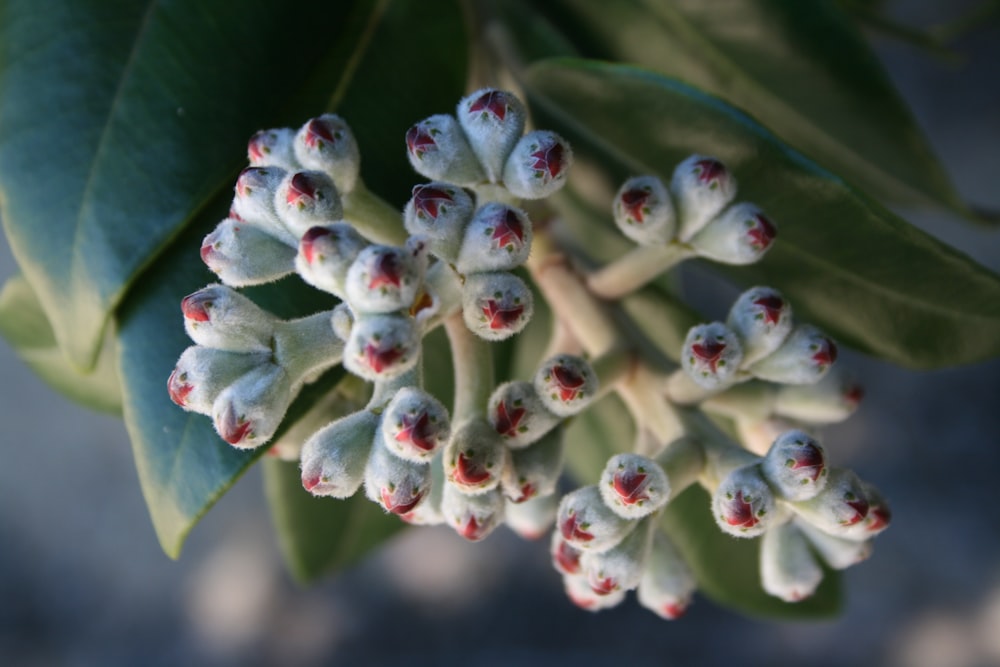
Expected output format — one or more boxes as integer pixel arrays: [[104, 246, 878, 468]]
[[0, 274, 121, 413], [528, 0, 967, 215], [525, 59, 1000, 368]]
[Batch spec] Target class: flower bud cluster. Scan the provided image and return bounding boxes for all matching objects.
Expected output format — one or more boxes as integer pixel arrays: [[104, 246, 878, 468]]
[[406, 88, 573, 198]]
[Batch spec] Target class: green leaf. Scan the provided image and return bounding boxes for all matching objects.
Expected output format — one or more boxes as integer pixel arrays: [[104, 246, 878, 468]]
[[0, 274, 122, 413], [525, 59, 1000, 368], [264, 459, 403, 583], [661, 485, 841, 619], [528, 0, 967, 215]]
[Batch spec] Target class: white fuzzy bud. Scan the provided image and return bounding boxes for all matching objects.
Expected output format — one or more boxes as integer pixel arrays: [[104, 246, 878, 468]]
[[502, 130, 572, 199], [689, 203, 777, 265], [726, 286, 794, 365], [345, 241, 427, 314], [598, 453, 671, 520], [201, 218, 297, 287], [612, 175, 676, 246], [501, 427, 565, 503], [443, 418, 507, 495], [300, 409, 379, 498], [405, 114, 485, 186], [681, 322, 744, 390], [637, 530, 697, 620], [211, 363, 292, 448], [274, 170, 343, 238], [562, 573, 627, 612], [403, 182, 476, 261], [295, 223, 369, 299], [461, 271, 533, 341], [534, 354, 598, 417], [557, 485, 636, 552], [456, 203, 532, 274], [786, 467, 871, 539], [796, 519, 873, 569], [760, 520, 824, 602], [247, 127, 298, 170], [551, 531, 584, 576], [671, 155, 737, 241], [773, 369, 863, 424], [231, 166, 295, 245], [180, 284, 277, 353], [504, 492, 559, 540], [342, 313, 421, 381], [748, 324, 838, 385], [761, 430, 829, 502], [380, 387, 451, 463], [294, 114, 361, 194], [580, 517, 654, 596], [712, 463, 777, 538], [487, 381, 559, 449], [168, 346, 269, 415], [364, 434, 432, 517], [456, 88, 527, 183], [441, 484, 505, 541]]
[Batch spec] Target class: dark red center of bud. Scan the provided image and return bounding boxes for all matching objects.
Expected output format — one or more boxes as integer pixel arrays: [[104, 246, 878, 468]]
[[180, 292, 212, 322], [302, 474, 321, 492], [753, 295, 785, 325], [560, 512, 594, 543], [236, 167, 267, 198], [363, 342, 405, 374], [247, 131, 271, 164], [381, 487, 424, 515], [529, 141, 564, 180], [513, 482, 536, 504], [723, 490, 760, 528], [691, 339, 727, 373], [490, 209, 525, 250], [844, 384, 864, 407], [200, 238, 218, 266], [482, 299, 524, 330], [452, 452, 491, 485], [747, 213, 777, 250], [493, 399, 527, 438], [789, 443, 825, 482], [589, 574, 618, 596], [411, 185, 453, 220], [405, 125, 437, 157], [553, 539, 581, 575], [661, 602, 689, 619], [812, 338, 838, 368], [867, 505, 891, 532], [843, 497, 870, 525], [167, 369, 193, 407], [286, 172, 318, 209], [368, 252, 403, 290], [303, 118, 336, 149], [459, 515, 492, 541], [612, 469, 650, 505], [620, 188, 651, 223], [217, 404, 252, 445], [394, 411, 436, 452], [299, 227, 332, 264], [551, 365, 585, 403], [694, 158, 727, 187], [469, 90, 508, 120]]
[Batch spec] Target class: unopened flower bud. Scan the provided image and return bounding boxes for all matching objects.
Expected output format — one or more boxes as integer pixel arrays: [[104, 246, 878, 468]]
[[181, 284, 277, 353], [501, 427, 565, 503], [331, 303, 354, 341], [760, 520, 824, 602], [247, 128, 297, 170], [295, 223, 369, 298], [612, 175, 676, 246], [551, 532, 584, 576], [231, 166, 295, 244], [557, 485, 636, 552], [342, 313, 420, 381], [398, 457, 446, 526], [671, 155, 737, 241], [488, 381, 559, 449], [443, 418, 507, 494], [712, 464, 776, 538], [681, 322, 744, 390], [534, 354, 598, 417], [211, 362, 292, 448], [294, 114, 361, 194], [748, 324, 837, 385], [345, 240, 428, 314], [580, 517, 654, 596], [505, 492, 559, 540], [689, 203, 777, 264], [637, 531, 697, 620], [405, 114, 485, 185], [168, 346, 268, 415], [502, 130, 572, 199], [856, 481, 891, 538], [773, 369, 863, 424], [762, 430, 828, 501], [562, 573, 627, 612], [457, 88, 526, 183], [442, 484, 505, 541], [274, 170, 343, 238], [381, 387, 451, 463], [201, 218, 296, 286], [598, 454, 671, 519], [456, 203, 532, 274], [796, 519, 873, 569], [403, 182, 475, 261], [364, 436, 432, 516], [300, 409, 379, 498], [726, 286, 794, 365], [787, 467, 870, 538], [462, 271, 533, 341]]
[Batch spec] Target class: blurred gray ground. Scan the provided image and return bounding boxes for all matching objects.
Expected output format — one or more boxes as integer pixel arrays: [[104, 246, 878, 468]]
[[2, 2, 1000, 666]]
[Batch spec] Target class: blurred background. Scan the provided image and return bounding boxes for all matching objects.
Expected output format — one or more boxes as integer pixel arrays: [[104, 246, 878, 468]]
[[2, 2, 999, 665]]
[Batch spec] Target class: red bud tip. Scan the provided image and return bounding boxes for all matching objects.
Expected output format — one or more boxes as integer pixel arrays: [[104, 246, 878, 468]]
[[180, 292, 212, 322], [405, 124, 437, 158], [218, 405, 253, 445], [843, 497, 870, 526], [620, 187, 652, 223], [458, 516, 488, 541], [812, 338, 838, 368], [588, 574, 618, 596], [747, 213, 777, 250], [363, 342, 405, 374], [691, 340, 727, 373], [612, 469, 650, 506], [490, 209, 526, 251], [394, 412, 436, 452], [550, 365, 585, 403], [560, 512, 594, 543], [468, 90, 509, 120], [367, 252, 403, 290], [693, 158, 728, 187], [752, 295, 785, 325], [411, 184, 453, 219], [381, 487, 425, 515], [481, 299, 525, 330], [661, 602, 689, 619], [554, 540, 582, 575], [302, 475, 321, 492], [286, 172, 318, 208], [530, 142, 564, 179], [722, 490, 760, 529], [867, 505, 891, 532], [299, 227, 332, 264], [167, 368, 193, 407], [493, 399, 527, 438], [452, 452, 491, 485], [303, 118, 337, 149], [513, 482, 537, 504], [788, 443, 826, 482]]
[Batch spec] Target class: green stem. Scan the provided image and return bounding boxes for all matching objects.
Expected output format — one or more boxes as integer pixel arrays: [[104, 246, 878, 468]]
[[444, 311, 494, 422], [587, 243, 695, 300], [654, 435, 705, 499], [273, 311, 344, 383], [342, 181, 407, 245]]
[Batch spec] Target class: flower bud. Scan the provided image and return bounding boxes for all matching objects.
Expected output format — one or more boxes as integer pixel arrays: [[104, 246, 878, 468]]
[[580, 517, 653, 596], [689, 203, 777, 264], [201, 218, 297, 286], [748, 324, 837, 385], [461, 271, 533, 341], [442, 484, 505, 541], [796, 520, 873, 569], [331, 303, 354, 341], [637, 531, 697, 620], [856, 481, 891, 538], [726, 286, 794, 365], [501, 427, 565, 503], [247, 128, 297, 170], [294, 223, 369, 299], [455, 203, 532, 274], [612, 175, 676, 246], [760, 520, 824, 602], [342, 313, 420, 381], [670, 155, 737, 241], [487, 381, 559, 449], [712, 464, 776, 538], [168, 346, 268, 415], [534, 354, 598, 417], [274, 170, 343, 238], [562, 573, 627, 612], [231, 166, 295, 244], [403, 182, 476, 261], [598, 454, 671, 520], [398, 457, 446, 526], [502, 130, 572, 200], [211, 362, 292, 448], [300, 409, 379, 498], [181, 284, 277, 353], [505, 492, 558, 540], [787, 467, 870, 538], [294, 114, 361, 194], [761, 430, 828, 502], [380, 387, 451, 463], [345, 241, 427, 314], [457, 88, 526, 183], [364, 435, 432, 516], [773, 369, 863, 424], [681, 322, 744, 391], [405, 114, 485, 185], [551, 531, 584, 576], [443, 418, 507, 495], [557, 485, 636, 552]]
